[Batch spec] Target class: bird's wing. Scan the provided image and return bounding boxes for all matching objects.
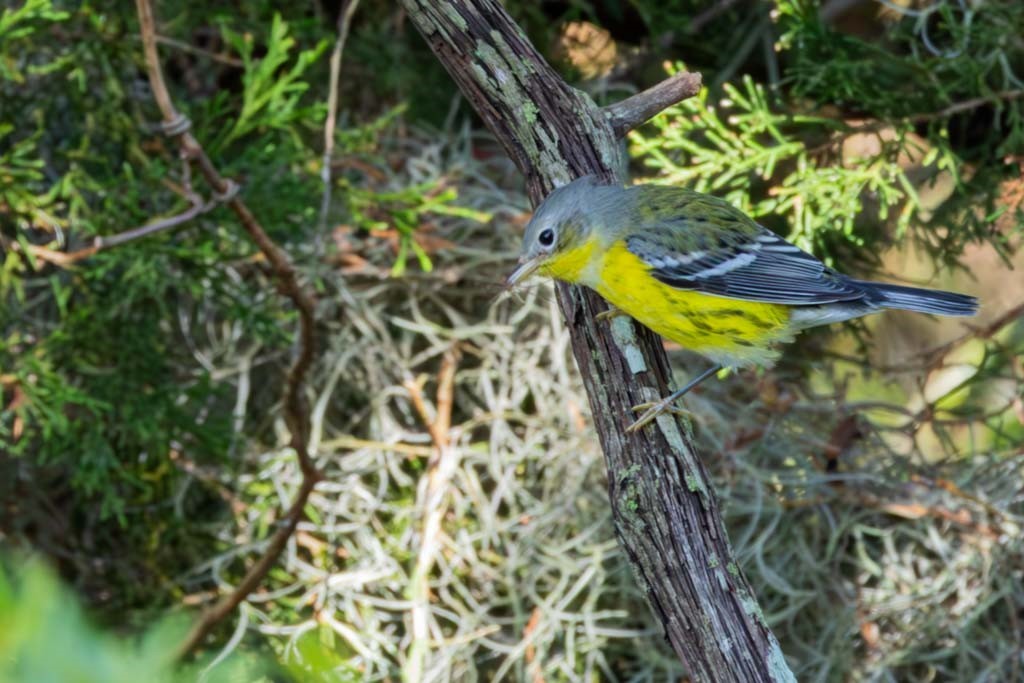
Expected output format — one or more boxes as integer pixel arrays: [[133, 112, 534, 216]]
[[624, 190, 865, 305]]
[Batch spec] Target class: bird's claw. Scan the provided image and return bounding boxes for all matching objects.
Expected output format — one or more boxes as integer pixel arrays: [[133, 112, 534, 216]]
[[626, 400, 691, 433], [595, 307, 627, 323]]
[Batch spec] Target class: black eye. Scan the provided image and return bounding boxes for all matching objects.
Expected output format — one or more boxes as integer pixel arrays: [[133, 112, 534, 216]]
[[538, 229, 555, 247]]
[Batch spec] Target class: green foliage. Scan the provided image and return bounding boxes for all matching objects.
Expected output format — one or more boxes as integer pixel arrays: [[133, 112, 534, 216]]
[[218, 14, 329, 150], [633, 0, 1024, 267], [0, 124, 49, 221], [776, 0, 935, 115], [0, 0, 478, 626], [778, 0, 1024, 149], [0, 0, 69, 82], [0, 554, 384, 682], [344, 178, 490, 275], [0, 0, 326, 620], [0, 557, 272, 683], [280, 630, 365, 682], [3, 1, 1023, 681], [774, 0, 1024, 254], [341, 8, 456, 123], [0, 1, 325, 517], [631, 70, 936, 259]]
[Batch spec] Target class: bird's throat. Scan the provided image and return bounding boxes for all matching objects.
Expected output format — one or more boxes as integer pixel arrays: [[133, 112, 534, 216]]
[[538, 237, 600, 285]]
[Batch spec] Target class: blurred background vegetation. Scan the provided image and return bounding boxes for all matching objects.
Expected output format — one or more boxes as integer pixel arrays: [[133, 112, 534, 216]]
[[1, 0, 1022, 681]]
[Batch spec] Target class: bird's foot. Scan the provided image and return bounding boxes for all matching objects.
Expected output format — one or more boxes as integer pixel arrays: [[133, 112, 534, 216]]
[[626, 398, 691, 433], [595, 307, 628, 323]]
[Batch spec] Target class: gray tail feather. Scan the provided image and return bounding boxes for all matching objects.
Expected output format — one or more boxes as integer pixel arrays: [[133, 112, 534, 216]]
[[856, 280, 978, 317]]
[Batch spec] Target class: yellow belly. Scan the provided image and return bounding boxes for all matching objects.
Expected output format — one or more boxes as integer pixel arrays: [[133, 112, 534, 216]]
[[591, 241, 793, 367]]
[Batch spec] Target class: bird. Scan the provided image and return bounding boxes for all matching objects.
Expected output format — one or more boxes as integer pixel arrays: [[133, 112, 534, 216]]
[[505, 175, 978, 432]]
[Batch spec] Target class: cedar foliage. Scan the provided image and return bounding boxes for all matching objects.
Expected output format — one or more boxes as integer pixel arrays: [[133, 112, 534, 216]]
[[2, 1, 1022, 680]]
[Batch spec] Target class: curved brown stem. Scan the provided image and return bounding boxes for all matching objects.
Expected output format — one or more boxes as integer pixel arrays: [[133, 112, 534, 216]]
[[134, 0, 323, 657]]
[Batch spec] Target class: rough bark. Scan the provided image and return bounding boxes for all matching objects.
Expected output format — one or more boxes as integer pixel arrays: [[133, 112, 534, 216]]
[[399, 2, 796, 681]]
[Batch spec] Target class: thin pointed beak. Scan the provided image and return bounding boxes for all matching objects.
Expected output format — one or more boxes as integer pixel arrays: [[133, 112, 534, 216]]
[[505, 254, 544, 289]]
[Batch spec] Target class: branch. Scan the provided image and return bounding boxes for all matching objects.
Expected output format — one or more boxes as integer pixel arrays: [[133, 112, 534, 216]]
[[402, 346, 461, 681], [818, 88, 1024, 146], [400, 1, 795, 681], [95, 195, 213, 250], [825, 301, 1024, 374], [132, 0, 323, 657], [5, 192, 223, 268], [605, 70, 703, 138], [911, 88, 1024, 123], [318, 0, 362, 235], [689, 0, 747, 32], [151, 34, 244, 67], [77, 191, 224, 260]]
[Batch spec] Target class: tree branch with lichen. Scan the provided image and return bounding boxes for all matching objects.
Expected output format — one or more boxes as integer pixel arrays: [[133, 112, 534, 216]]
[[397, 1, 795, 681]]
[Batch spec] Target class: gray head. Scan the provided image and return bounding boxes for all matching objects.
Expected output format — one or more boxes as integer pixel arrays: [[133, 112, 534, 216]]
[[506, 175, 624, 287]]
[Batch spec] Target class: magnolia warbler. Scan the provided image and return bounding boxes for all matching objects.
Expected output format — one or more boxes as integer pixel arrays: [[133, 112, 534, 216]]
[[505, 176, 978, 432]]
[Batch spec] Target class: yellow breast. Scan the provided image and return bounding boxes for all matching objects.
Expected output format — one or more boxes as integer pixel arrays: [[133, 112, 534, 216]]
[[553, 238, 794, 368]]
